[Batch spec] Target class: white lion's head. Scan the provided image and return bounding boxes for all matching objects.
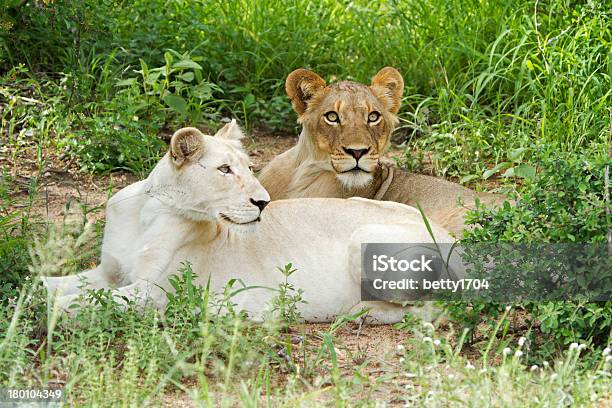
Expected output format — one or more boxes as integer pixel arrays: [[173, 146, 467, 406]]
[[150, 120, 270, 227]]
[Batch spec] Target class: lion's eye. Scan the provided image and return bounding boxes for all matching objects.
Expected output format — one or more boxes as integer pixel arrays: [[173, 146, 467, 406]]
[[218, 165, 232, 174], [324, 111, 340, 124], [368, 111, 381, 123]]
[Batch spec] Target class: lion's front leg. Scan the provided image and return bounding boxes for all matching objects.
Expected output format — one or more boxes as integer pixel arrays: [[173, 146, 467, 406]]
[[50, 280, 166, 316], [46, 239, 176, 314], [129, 214, 192, 284], [109, 214, 196, 310], [50, 216, 190, 314], [43, 252, 124, 297]]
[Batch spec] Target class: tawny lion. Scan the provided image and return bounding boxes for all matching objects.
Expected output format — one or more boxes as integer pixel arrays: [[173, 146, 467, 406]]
[[259, 67, 506, 235]]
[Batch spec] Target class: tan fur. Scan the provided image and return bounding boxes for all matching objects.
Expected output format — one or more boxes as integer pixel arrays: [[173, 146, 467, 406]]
[[259, 68, 506, 235]]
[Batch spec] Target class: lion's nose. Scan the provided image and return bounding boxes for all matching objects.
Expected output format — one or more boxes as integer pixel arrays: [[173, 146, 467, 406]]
[[343, 147, 370, 161], [250, 198, 270, 212]]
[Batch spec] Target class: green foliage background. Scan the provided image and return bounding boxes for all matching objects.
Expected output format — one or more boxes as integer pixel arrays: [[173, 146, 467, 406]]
[[2, 1, 610, 171]]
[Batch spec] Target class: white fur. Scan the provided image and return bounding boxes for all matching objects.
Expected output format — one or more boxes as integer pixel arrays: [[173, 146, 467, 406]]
[[336, 170, 374, 189], [43, 124, 461, 323]]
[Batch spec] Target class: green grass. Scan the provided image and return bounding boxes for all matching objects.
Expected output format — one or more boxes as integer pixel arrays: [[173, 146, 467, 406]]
[[2, 0, 609, 176], [1, 263, 610, 407], [0, 0, 611, 405]]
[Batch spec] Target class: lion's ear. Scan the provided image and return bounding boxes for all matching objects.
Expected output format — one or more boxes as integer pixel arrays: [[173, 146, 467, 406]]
[[170, 127, 205, 167], [370, 67, 404, 113], [214, 119, 244, 141], [286, 69, 327, 115]]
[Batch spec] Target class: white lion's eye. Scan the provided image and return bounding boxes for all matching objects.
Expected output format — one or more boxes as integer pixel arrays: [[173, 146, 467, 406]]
[[324, 111, 340, 124], [368, 111, 381, 123], [218, 165, 232, 174]]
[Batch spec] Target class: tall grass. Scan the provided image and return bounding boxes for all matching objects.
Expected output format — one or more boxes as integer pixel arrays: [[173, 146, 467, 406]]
[[1, 264, 610, 406], [1, 0, 609, 175]]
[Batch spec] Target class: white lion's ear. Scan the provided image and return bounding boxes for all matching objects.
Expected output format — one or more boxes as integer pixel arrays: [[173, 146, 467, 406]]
[[370, 67, 404, 114], [214, 119, 244, 141], [170, 127, 205, 167]]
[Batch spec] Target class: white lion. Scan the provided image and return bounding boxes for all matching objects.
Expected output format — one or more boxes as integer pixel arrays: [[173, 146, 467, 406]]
[[43, 121, 462, 323]]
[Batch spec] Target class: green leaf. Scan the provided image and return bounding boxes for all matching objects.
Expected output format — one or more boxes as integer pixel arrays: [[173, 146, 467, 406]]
[[115, 78, 137, 87], [144, 71, 161, 85], [139, 58, 149, 75], [178, 72, 195, 82], [243, 93, 256, 107], [164, 52, 173, 68], [460, 174, 479, 184], [173, 60, 203, 70], [483, 162, 510, 180], [193, 83, 216, 100], [507, 147, 527, 162], [163, 94, 188, 116], [514, 164, 536, 178]]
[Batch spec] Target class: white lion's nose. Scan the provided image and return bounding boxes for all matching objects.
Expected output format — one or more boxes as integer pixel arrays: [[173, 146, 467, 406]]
[[250, 198, 270, 211], [250, 187, 270, 211]]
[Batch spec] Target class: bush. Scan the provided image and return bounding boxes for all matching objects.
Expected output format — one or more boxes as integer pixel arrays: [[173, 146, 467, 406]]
[[454, 151, 612, 356], [465, 151, 610, 243]]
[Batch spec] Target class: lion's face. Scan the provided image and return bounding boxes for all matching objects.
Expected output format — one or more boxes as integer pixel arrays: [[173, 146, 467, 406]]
[[286, 67, 404, 188], [166, 121, 270, 226]]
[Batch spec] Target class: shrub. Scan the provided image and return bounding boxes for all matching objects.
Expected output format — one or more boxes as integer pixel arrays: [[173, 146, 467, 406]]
[[454, 151, 612, 356]]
